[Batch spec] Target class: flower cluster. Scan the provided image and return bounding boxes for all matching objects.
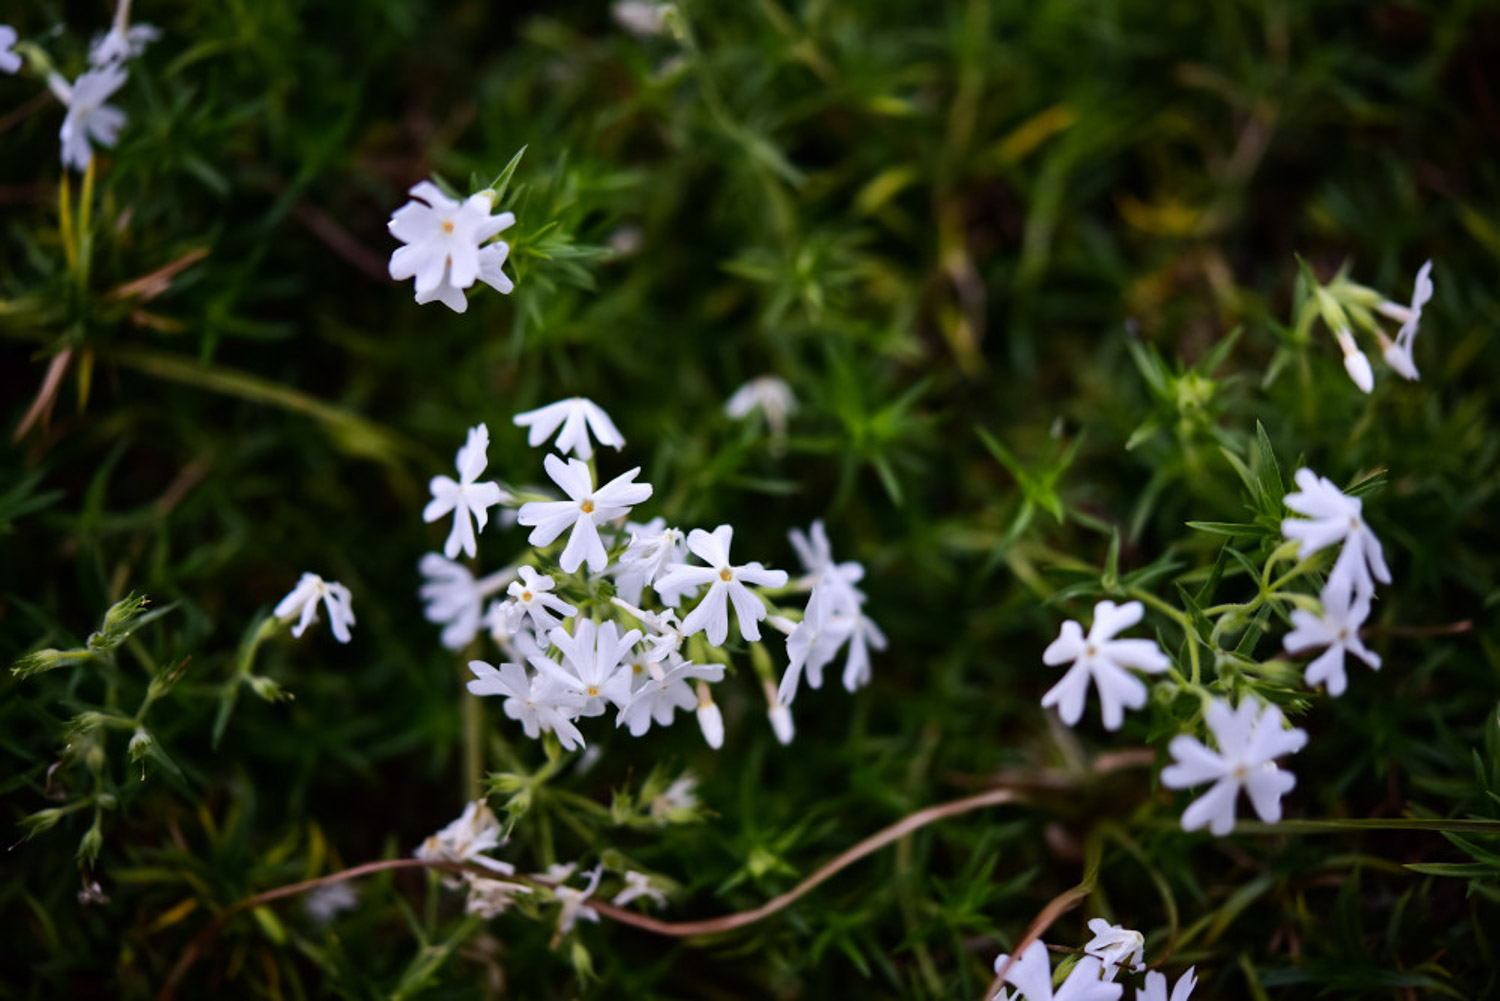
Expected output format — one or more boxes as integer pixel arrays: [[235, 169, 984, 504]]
[[412, 395, 881, 753], [992, 921, 1196, 1001], [1303, 260, 1435, 393]]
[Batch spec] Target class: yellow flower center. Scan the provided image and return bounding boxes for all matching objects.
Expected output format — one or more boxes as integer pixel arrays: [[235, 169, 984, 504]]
[[719, 568, 733, 582], [441, 220, 455, 233], [581, 500, 595, 514]]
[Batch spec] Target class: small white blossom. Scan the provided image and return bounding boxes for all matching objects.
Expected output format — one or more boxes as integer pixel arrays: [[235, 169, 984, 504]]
[[89, 18, 159, 67], [611, 870, 668, 909], [1, 25, 22, 74], [535, 619, 642, 715], [1332, 325, 1375, 393], [613, 1, 675, 37], [517, 454, 652, 574], [617, 659, 725, 736], [993, 941, 1122, 1001], [655, 525, 789, 646], [551, 864, 603, 936], [1083, 919, 1145, 978], [1283, 580, 1381, 697], [388, 181, 514, 303], [1161, 697, 1308, 836], [419, 555, 513, 650], [415, 800, 514, 879], [1137, 968, 1197, 1001], [465, 876, 532, 918], [503, 565, 577, 634], [274, 572, 355, 643], [649, 773, 699, 820], [513, 396, 625, 460], [788, 519, 864, 597], [1281, 467, 1391, 600], [467, 660, 587, 749], [50, 66, 128, 172], [695, 683, 724, 749], [1041, 600, 1169, 731], [726, 375, 798, 440], [303, 882, 359, 923], [424, 424, 507, 560], [615, 517, 687, 604], [1376, 260, 1433, 380], [777, 584, 853, 705], [767, 694, 795, 745]]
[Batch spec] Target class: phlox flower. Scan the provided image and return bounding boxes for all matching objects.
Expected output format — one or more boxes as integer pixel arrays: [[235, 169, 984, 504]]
[[611, 870, 668, 908], [1376, 260, 1433, 380], [1137, 968, 1197, 1001], [303, 882, 359, 924], [1281, 467, 1390, 600], [777, 584, 854, 705], [695, 683, 725, 749], [788, 519, 864, 599], [840, 610, 886, 692], [768, 697, 795, 745], [465, 876, 532, 918], [1161, 697, 1308, 836], [725, 375, 798, 441], [388, 181, 514, 303], [424, 424, 507, 560], [550, 864, 603, 936], [517, 454, 652, 574], [535, 619, 642, 715], [503, 565, 577, 634], [1, 25, 21, 74], [1283, 580, 1381, 697], [1082, 919, 1145, 979], [654, 525, 789, 646], [1041, 600, 1170, 731], [49, 66, 128, 172], [1331, 325, 1375, 394], [89, 14, 159, 67], [614, 517, 687, 604], [513, 396, 625, 460], [419, 555, 513, 650], [992, 941, 1122, 1001], [274, 572, 355, 643], [467, 660, 587, 750], [611, 597, 687, 664], [617, 659, 725, 737], [414, 800, 514, 879]]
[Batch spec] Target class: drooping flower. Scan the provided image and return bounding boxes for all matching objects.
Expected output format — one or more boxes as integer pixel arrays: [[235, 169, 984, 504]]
[[617, 659, 725, 737], [49, 66, 128, 172], [725, 375, 798, 441], [1082, 919, 1145, 979], [1331, 325, 1375, 393], [467, 660, 587, 750], [614, 517, 687, 604], [1137, 968, 1197, 1001], [1, 25, 22, 74], [513, 397, 625, 460], [414, 800, 514, 878], [517, 455, 652, 574], [419, 555, 513, 650], [654, 525, 789, 646], [388, 181, 514, 304], [1376, 260, 1434, 381], [1283, 580, 1381, 697], [534, 619, 642, 715], [1040, 600, 1170, 731], [1161, 697, 1308, 836], [503, 565, 577, 634], [992, 941, 1123, 1001], [274, 572, 356, 643], [1281, 467, 1391, 599], [694, 682, 724, 749], [611, 870, 668, 909], [424, 424, 507, 560]]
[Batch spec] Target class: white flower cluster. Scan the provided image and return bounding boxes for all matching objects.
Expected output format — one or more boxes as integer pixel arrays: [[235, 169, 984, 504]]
[[1316, 261, 1434, 393], [4, 3, 158, 171], [992, 922, 1196, 1001], [1040, 465, 1396, 836], [412, 396, 882, 752]]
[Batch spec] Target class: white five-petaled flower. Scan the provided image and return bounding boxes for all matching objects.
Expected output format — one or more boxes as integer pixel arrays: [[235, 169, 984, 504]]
[[1137, 968, 1197, 1001], [49, 66, 128, 172], [517, 454, 652, 574], [617, 659, 725, 737], [551, 864, 603, 936], [788, 519, 865, 598], [615, 517, 687, 604], [1376, 260, 1433, 381], [1041, 600, 1170, 731], [536, 619, 642, 715], [424, 424, 507, 560], [513, 397, 625, 460], [1083, 919, 1145, 979], [654, 525, 789, 646], [992, 941, 1123, 1001], [414, 800, 514, 878], [388, 181, 515, 306], [1283, 580, 1381, 697], [504, 565, 577, 634], [611, 870, 668, 909], [1281, 467, 1391, 600], [777, 584, 853, 704], [1, 25, 21, 74], [419, 555, 513, 651], [274, 572, 355, 643], [1161, 697, 1308, 836], [467, 660, 587, 750], [725, 375, 798, 441]]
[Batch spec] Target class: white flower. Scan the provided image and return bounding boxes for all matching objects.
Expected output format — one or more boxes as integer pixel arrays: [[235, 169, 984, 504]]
[[415, 241, 515, 313], [513, 397, 625, 460], [480, 601, 547, 662], [415, 800, 514, 879], [89, 20, 159, 67], [1040, 600, 1169, 731], [1281, 467, 1391, 600], [613, 1, 675, 37], [695, 683, 724, 749], [503, 565, 577, 634], [655, 525, 789, 646], [551, 865, 603, 936], [611, 870, 668, 908], [303, 882, 359, 923], [649, 773, 699, 820], [617, 659, 725, 736], [767, 695, 795, 745], [1377, 260, 1433, 381], [777, 584, 853, 704], [0, 25, 22, 74], [1161, 697, 1308, 835], [274, 572, 355, 643], [611, 597, 687, 664], [535, 619, 642, 715], [465, 876, 532, 918], [992, 941, 1122, 1001], [726, 375, 798, 439], [50, 67, 128, 172], [1137, 968, 1197, 1001], [424, 424, 507, 560], [1331, 325, 1375, 393], [467, 660, 587, 750], [1283, 580, 1381, 697], [1083, 919, 1145, 978], [388, 181, 514, 302], [419, 555, 513, 650], [615, 518, 687, 604], [788, 519, 865, 598], [840, 611, 886, 692], [517, 454, 652, 574]]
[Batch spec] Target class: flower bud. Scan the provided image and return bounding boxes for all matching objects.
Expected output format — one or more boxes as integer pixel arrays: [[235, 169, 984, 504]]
[[1342, 349, 1374, 394], [695, 682, 724, 750], [767, 702, 795, 745]]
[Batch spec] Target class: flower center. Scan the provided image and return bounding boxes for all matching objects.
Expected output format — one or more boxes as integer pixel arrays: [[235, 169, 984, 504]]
[[441, 220, 455, 234], [1233, 764, 1248, 780], [587, 685, 599, 696], [1084, 643, 1098, 657], [580, 500, 595, 514], [719, 568, 733, 582], [632, 662, 644, 674], [521, 591, 533, 602]]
